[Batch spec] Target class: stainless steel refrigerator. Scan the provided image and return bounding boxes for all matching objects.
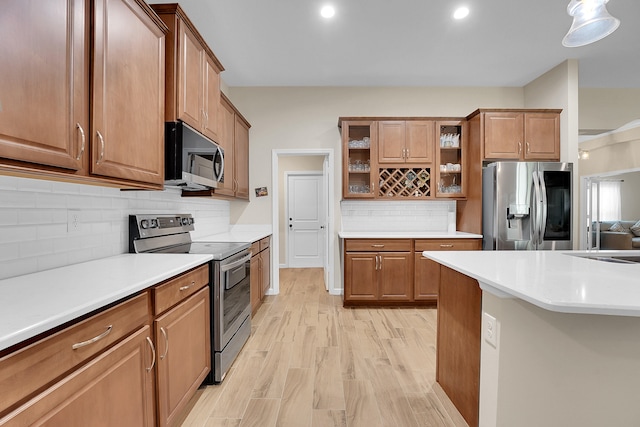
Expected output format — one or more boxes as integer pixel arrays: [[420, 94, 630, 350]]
[[482, 162, 573, 250]]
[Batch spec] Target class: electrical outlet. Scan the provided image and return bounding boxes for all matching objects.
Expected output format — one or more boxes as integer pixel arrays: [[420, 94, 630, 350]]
[[483, 312, 498, 348], [67, 209, 81, 234]]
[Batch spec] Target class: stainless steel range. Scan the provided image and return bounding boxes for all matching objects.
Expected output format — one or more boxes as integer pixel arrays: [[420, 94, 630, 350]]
[[129, 214, 251, 383]]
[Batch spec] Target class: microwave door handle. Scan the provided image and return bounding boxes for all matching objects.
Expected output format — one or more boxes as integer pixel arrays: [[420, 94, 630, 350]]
[[214, 147, 224, 182], [539, 172, 548, 244]]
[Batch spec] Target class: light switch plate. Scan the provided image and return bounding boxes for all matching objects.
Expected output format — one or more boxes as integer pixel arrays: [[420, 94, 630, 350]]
[[483, 312, 498, 348]]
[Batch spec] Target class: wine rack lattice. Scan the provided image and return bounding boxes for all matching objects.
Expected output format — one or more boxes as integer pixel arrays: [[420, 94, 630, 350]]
[[378, 168, 430, 198]]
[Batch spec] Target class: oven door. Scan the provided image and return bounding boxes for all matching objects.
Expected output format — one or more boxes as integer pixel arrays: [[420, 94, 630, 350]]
[[214, 251, 251, 351]]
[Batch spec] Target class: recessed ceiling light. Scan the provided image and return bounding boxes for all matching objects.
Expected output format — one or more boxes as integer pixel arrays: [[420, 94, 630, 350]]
[[321, 5, 335, 19], [453, 6, 470, 20]]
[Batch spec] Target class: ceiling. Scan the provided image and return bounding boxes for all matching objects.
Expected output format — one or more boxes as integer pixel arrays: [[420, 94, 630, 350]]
[[150, 0, 639, 89]]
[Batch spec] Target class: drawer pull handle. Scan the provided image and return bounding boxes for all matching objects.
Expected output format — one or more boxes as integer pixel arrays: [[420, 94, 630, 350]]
[[146, 336, 156, 372], [179, 281, 196, 291], [371, 244, 385, 248], [440, 244, 454, 248], [72, 325, 113, 350], [160, 327, 169, 360]]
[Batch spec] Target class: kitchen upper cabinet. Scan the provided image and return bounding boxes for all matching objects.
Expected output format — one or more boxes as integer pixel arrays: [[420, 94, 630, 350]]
[[435, 120, 467, 199], [152, 3, 223, 143], [214, 95, 237, 197], [234, 112, 251, 200], [0, 0, 165, 188], [471, 109, 561, 161], [341, 120, 377, 199], [90, 0, 166, 186], [0, 0, 88, 172], [378, 120, 434, 164]]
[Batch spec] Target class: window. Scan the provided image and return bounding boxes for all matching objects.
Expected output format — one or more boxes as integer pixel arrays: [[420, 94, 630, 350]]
[[592, 180, 622, 221]]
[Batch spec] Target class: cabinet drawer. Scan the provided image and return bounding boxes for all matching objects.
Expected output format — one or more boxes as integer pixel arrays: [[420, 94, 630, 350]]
[[153, 264, 209, 316], [415, 239, 481, 251], [0, 292, 150, 415], [259, 236, 271, 251], [250, 241, 260, 257], [345, 239, 412, 252]]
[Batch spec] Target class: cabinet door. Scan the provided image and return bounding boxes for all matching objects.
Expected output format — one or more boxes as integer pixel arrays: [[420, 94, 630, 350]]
[[344, 253, 378, 301], [378, 252, 413, 301], [155, 287, 210, 427], [234, 116, 250, 199], [523, 113, 560, 160], [0, 326, 155, 427], [215, 96, 236, 197], [483, 112, 523, 160], [261, 247, 271, 295], [378, 121, 406, 163], [414, 253, 439, 301], [202, 54, 220, 142], [405, 121, 434, 163], [91, 0, 165, 185], [177, 21, 203, 130], [342, 121, 376, 199], [0, 0, 88, 171], [250, 255, 261, 315]]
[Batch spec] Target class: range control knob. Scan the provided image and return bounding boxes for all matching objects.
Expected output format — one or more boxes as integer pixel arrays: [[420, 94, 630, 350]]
[[181, 217, 189, 226], [149, 219, 158, 228], [140, 219, 149, 229]]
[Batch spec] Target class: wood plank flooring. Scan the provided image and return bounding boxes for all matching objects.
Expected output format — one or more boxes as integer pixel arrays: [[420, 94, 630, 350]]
[[178, 268, 468, 427]]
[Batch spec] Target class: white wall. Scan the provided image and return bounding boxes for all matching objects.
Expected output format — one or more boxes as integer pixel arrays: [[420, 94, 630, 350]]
[[579, 88, 640, 132], [620, 172, 640, 220], [0, 175, 230, 280]]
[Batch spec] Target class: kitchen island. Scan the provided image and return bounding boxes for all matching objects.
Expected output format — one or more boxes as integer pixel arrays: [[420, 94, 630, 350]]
[[423, 250, 640, 427]]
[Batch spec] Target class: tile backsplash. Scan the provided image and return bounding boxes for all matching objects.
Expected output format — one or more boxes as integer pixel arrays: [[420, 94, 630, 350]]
[[340, 200, 455, 232], [0, 176, 230, 280]]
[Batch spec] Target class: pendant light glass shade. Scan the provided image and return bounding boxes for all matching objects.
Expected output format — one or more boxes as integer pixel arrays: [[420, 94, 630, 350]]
[[562, 0, 620, 47]]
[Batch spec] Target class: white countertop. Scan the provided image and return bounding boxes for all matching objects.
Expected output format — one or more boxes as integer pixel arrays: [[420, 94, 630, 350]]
[[423, 250, 640, 316], [0, 253, 212, 351], [339, 231, 482, 239]]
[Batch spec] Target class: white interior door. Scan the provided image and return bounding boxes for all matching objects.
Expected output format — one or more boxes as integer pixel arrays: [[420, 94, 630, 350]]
[[287, 173, 324, 268]]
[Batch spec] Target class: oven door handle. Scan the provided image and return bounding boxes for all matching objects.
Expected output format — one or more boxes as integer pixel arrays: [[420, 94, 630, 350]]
[[220, 253, 252, 273]]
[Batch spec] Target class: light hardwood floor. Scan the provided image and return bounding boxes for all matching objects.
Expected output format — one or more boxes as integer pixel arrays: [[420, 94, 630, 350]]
[[178, 268, 468, 427]]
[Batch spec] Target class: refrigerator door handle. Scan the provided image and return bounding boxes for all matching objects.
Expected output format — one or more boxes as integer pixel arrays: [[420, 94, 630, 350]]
[[532, 171, 543, 246], [539, 171, 548, 244]]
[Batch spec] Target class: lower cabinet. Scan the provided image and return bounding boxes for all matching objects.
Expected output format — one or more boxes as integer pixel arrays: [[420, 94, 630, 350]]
[[414, 239, 482, 304], [343, 238, 482, 306], [250, 236, 271, 316], [0, 263, 211, 427], [344, 239, 414, 305], [154, 287, 210, 427], [0, 325, 156, 426]]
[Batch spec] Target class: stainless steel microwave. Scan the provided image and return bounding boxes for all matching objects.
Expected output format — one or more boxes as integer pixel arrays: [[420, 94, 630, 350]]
[[164, 121, 224, 190]]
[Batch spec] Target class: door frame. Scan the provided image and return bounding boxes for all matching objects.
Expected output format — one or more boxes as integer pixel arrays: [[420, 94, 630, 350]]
[[271, 149, 337, 295], [285, 171, 324, 269]]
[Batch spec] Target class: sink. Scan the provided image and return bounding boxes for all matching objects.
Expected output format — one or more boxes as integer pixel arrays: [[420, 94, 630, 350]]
[[569, 254, 640, 264]]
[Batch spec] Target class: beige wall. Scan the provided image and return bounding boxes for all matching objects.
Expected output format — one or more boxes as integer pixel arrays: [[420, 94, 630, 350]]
[[620, 172, 640, 219], [579, 88, 640, 132], [579, 126, 640, 177], [277, 156, 324, 264]]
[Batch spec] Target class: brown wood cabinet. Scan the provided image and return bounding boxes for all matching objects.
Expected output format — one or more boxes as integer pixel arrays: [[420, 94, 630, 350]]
[[435, 120, 467, 199], [0, 0, 166, 188], [414, 239, 481, 303], [0, 325, 156, 427], [234, 112, 251, 200], [250, 236, 271, 315], [436, 266, 482, 427], [468, 109, 561, 161], [343, 239, 413, 305], [154, 287, 210, 427], [152, 3, 223, 143], [341, 120, 377, 199], [378, 121, 434, 164]]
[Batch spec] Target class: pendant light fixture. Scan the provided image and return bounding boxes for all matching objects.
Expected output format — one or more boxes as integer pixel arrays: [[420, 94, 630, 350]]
[[562, 0, 620, 47]]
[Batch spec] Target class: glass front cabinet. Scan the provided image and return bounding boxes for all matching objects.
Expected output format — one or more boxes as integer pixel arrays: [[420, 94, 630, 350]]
[[435, 120, 467, 198], [341, 120, 377, 199]]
